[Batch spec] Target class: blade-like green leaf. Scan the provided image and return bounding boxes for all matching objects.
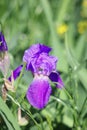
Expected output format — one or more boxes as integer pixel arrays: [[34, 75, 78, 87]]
[[0, 97, 21, 130], [65, 33, 87, 90], [0, 111, 14, 130], [75, 32, 87, 61], [57, 0, 70, 24]]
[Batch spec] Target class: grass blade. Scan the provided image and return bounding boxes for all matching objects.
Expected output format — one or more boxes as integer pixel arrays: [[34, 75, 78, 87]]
[[0, 97, 21, 130]]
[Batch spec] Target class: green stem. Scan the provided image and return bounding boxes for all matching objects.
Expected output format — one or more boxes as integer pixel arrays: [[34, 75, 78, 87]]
[[15, 62, 26, 90], [51, 96, 66, 106], [7, 94, 41, 130], [63, 88, 79, 128], [63, 87, 73, 100], [0, 21, 3, 32], [52, 81, 73, 100], [34, 113, 44, 130], [57, 0, 70, 24], [25, 110, 41, 130], [80, 97, 87, 116], [0, 78, 3, 83], [7, 94, 21, 107]]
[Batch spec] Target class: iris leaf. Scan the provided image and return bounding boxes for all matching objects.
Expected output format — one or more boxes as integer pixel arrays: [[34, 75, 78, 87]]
[[0, 97, 21, 130]]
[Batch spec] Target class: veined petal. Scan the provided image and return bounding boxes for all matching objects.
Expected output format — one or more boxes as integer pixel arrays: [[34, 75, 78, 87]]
[[49, 72, 64, 88], [26, 75, 52, 109]]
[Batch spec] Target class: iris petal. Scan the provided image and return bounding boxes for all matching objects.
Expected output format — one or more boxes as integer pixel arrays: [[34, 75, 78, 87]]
[[49, 72, 64, 88], [39, 44, 52, 53], [36, 53, 57, 75], [0, 32, 8, 51], [8, 65, 23, 81], [23, 43, 52, 72], [26, 75, 52, 109]]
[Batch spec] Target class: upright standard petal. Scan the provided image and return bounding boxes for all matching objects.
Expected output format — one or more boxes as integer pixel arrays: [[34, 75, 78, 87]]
[[26, 75, 52, 109], [8, 65, 23, 81], [49, 72, 64, 88], [23, 43, 51, 60], [23, 43, 52, 72], [39, 44, 52, 53], [35, 53, 57, 75]]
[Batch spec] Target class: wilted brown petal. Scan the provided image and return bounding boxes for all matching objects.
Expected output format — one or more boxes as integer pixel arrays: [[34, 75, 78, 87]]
[[0, 52, 10, 77]]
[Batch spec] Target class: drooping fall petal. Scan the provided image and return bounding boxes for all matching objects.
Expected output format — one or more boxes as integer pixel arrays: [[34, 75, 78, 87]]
[[26, 75, 52, 109]]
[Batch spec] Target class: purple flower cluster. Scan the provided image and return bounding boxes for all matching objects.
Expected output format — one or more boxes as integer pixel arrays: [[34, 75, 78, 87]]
[[23, 44, 64, 109]]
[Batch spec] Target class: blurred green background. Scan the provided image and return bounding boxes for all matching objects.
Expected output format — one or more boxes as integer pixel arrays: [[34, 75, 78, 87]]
[[0, 0, 87, 130]]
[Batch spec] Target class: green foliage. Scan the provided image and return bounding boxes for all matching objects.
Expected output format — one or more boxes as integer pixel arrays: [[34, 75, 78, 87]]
[[0, 0, 87, 130], [0, 97, 21, 130]]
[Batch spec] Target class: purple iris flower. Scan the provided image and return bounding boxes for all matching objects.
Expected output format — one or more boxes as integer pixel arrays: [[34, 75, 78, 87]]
[[8, 65, 23, 81], [0, 32, 8, 52], [23, 43, 64, 109]]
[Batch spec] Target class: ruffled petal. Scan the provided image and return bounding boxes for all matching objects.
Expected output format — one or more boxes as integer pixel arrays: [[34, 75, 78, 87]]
[[49, 72, 64, 88], [36, 53, 57, 75], [23, 44, 51, 59], [26, 75, 52, 109], [23, 43, 52, 72]]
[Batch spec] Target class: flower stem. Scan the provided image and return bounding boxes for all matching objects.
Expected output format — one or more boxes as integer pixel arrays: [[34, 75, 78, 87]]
[[7, 94, 41, 130], [63, 87, 73, 100], [15, 62, 26, 90]]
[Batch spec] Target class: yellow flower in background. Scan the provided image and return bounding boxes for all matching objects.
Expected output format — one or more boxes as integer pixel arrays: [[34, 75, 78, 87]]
[[81, 0, 87, 17], [78, 21, 87, 34], [56, 24, 68, 35], [82, 0, 87, 7]]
